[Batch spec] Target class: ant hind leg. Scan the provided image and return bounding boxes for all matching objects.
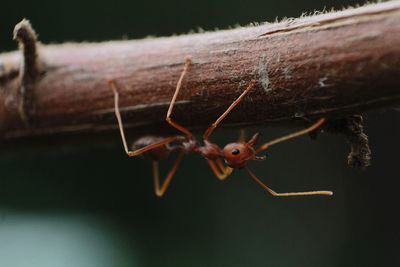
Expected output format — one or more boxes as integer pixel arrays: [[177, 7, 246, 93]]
[[109, 79, 183, 157]]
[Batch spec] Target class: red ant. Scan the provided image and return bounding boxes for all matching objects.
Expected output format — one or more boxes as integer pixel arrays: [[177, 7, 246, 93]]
[[108, 57, 333, 198]]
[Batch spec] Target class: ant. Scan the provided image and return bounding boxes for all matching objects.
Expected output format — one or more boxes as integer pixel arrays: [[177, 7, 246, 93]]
[[108, 56, 333, 198]]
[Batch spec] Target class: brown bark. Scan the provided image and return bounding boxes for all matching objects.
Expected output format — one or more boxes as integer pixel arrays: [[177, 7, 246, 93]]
[[0, 1, 400, 141]]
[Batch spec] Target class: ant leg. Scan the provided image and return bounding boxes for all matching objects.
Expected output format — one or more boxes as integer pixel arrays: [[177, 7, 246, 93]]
[[245, 167, 333, 197], [216, 158, 233, 175], [165, 56, 195, 139], [238, 129, 247, 143], [109, 79, 184, 157], [255, 118, 326, 154], [203, 80, 256, 141], [152, 150, 185, 197], [206, 159, 233, 181]]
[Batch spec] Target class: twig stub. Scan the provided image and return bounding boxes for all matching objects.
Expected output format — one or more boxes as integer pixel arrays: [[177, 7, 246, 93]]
[[13, 18, 43, 123]]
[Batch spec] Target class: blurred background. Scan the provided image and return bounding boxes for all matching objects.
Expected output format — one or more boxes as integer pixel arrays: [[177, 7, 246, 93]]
[[1, 0, 400, 266]]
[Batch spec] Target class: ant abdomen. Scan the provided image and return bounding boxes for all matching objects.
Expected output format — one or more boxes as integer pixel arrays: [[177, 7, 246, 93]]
[[132, 136, 171, 161]]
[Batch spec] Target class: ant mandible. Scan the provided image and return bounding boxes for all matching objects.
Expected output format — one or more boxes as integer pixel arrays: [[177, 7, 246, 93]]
[[108, 56, 333, 198]]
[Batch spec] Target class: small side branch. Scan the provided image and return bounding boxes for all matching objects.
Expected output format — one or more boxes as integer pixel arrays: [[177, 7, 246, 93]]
[[0, 2, 400, 142], [12, 18, 42, 123]]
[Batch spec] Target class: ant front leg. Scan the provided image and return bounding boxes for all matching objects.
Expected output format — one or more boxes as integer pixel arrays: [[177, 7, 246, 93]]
[[256, 118, 326, 153], [245, 167, 333, 197], [109, 79, 183, 157], [207, 158, 233, 181], [152, 150, 185, 197], [203, 80, 256, 141]]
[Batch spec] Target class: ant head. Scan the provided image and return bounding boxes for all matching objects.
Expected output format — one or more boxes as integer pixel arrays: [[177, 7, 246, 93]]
[[222, 133, 262, 168]]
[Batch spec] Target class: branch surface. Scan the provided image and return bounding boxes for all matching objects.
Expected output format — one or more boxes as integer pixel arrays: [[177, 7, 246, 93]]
[[1, 1, 400, 141]]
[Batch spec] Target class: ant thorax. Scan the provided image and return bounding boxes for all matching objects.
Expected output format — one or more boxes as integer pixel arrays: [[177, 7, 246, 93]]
[[196, 140, 223, 160]]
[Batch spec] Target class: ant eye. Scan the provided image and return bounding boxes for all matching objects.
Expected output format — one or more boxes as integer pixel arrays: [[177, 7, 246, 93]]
[[231, 148, 240, 155]]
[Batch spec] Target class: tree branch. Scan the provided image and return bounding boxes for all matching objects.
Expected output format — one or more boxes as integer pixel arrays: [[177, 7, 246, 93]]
[[0, 1, 400, 142]]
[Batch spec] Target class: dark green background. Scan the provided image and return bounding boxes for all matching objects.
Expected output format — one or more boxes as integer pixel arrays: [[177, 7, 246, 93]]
[[1, 0, 399, 266]]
